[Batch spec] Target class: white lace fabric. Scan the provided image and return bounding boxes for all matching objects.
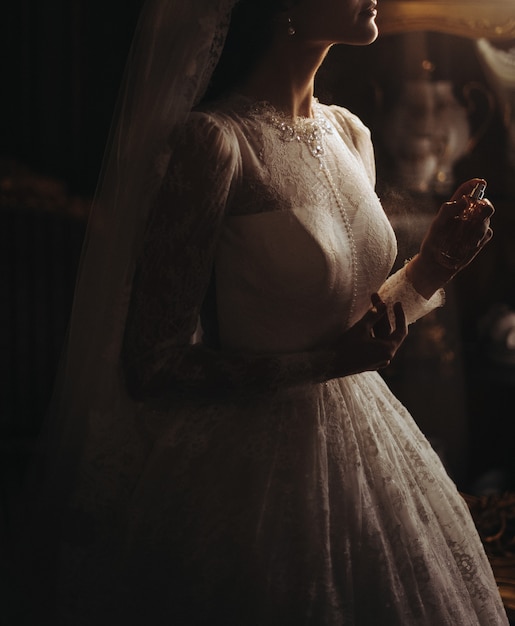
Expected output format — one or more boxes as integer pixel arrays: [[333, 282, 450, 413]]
[[15, 2, 505, 619], [50, 96, 510, 625], [123, 96, 444, 397]]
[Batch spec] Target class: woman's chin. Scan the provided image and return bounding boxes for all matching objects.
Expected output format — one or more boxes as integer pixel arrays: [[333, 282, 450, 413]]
[[349, 23, 379, 46]]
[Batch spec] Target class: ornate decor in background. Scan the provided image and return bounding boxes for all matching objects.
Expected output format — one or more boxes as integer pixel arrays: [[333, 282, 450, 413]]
[[382, 76, 493, 194], [376, 30, 495, 195], [476, 39, 515, 171], [0, 159, 90, 219], [378, 0, 515, 40], [372, 0, 515, 193], [463, 492, 515, 620]]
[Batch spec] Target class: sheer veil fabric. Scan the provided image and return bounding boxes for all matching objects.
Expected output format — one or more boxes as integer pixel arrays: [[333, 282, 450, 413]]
[[16, 1, 509, 625], [19, 0, 237, 618]]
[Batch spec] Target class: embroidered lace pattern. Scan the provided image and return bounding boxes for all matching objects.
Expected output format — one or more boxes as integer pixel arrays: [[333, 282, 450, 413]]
[[245, 99, 361, 327], [249, 98, 334, 159], [54, 99, 508, 624]]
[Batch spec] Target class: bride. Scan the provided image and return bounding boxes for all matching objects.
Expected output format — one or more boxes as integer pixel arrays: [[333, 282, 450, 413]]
[[22, 0, 508, 624]]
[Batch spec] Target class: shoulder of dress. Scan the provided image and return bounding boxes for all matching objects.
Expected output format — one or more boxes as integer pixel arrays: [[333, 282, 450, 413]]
[[167, 109, 240, 162], [320, 103, 372, 149], [174, 109, 235, 139], [323, 103, 370, 132], [320, 102, 376, 183]]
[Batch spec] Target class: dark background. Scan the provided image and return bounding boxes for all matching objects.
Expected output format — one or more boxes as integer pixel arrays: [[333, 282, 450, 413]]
[[1, 0, 514, 493], [1, 0, 142, 441], [1, 3, 515, 623], [1, 0, 143, 194]]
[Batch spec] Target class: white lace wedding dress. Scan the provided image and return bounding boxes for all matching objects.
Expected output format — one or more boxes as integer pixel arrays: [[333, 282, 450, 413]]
[[59, 95, 508, 625]]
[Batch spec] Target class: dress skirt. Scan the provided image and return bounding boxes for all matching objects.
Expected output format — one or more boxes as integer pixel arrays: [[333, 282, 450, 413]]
[[63, 371, 507, 625]]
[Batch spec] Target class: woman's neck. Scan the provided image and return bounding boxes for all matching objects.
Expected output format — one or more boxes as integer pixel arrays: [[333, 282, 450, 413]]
[[237, 40, 331, 119]]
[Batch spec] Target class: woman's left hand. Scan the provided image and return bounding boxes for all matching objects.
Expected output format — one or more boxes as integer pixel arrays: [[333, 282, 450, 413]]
[[406, 178, 494, 299], [421, 178, 494, 275]]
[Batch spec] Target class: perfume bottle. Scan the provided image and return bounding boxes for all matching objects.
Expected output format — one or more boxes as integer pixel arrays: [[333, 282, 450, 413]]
[[438, 181, 487, 270]]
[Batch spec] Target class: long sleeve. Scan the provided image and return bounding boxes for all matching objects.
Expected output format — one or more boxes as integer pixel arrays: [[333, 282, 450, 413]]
[[378, 264, 445, 324], [121, 113, 342, 401]]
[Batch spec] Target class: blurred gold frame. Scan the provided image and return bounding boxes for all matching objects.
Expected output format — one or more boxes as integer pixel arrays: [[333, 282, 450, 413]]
[[378, 0, 515, 39]]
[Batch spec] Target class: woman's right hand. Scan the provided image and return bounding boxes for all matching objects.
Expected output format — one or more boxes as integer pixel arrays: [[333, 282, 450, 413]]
[[333, 294, 407, 376]]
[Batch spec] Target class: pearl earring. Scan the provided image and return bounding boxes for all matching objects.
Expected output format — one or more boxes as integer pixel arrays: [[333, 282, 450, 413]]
[[287, 17, 296, 36]]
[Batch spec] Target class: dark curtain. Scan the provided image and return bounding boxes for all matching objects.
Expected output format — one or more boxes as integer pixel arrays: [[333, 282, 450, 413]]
[[2, 0, 143, 194], [0, 1, 143, 440]]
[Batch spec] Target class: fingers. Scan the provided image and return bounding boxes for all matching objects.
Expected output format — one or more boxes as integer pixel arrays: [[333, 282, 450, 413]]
[[374, 301, 407, 369], [364, 293, 388, 325], [447, 179, 494, 222], [370, 292, 382, 307], [439, 197, 467, 220], [477, 226, 494, 249], [376, 358, 392, 370], [371, 295, 392, 340], [391, 301, 407, 341], [475, 197, 495, 219], [465, 207, 493, 249], [347, 297, 408, 372], [367, 295, 406, 345], [449, 178, 486, 202], [435, 191, 494, 257]]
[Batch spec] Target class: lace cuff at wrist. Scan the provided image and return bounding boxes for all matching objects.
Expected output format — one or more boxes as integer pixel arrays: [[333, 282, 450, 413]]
[[378, 265, 445, 325]]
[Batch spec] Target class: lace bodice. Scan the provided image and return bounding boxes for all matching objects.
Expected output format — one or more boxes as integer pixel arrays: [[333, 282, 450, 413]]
[[54, 96, 506, 626], [122, 96, 443, 400]]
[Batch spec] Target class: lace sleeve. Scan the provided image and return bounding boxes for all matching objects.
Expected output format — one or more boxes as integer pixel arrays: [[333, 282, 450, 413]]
[[378, 264, 445, 325], [121, 114, 339, 401]]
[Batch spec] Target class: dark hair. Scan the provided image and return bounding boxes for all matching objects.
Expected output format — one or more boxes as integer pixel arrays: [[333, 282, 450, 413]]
[[202, 0, 288, 103]]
